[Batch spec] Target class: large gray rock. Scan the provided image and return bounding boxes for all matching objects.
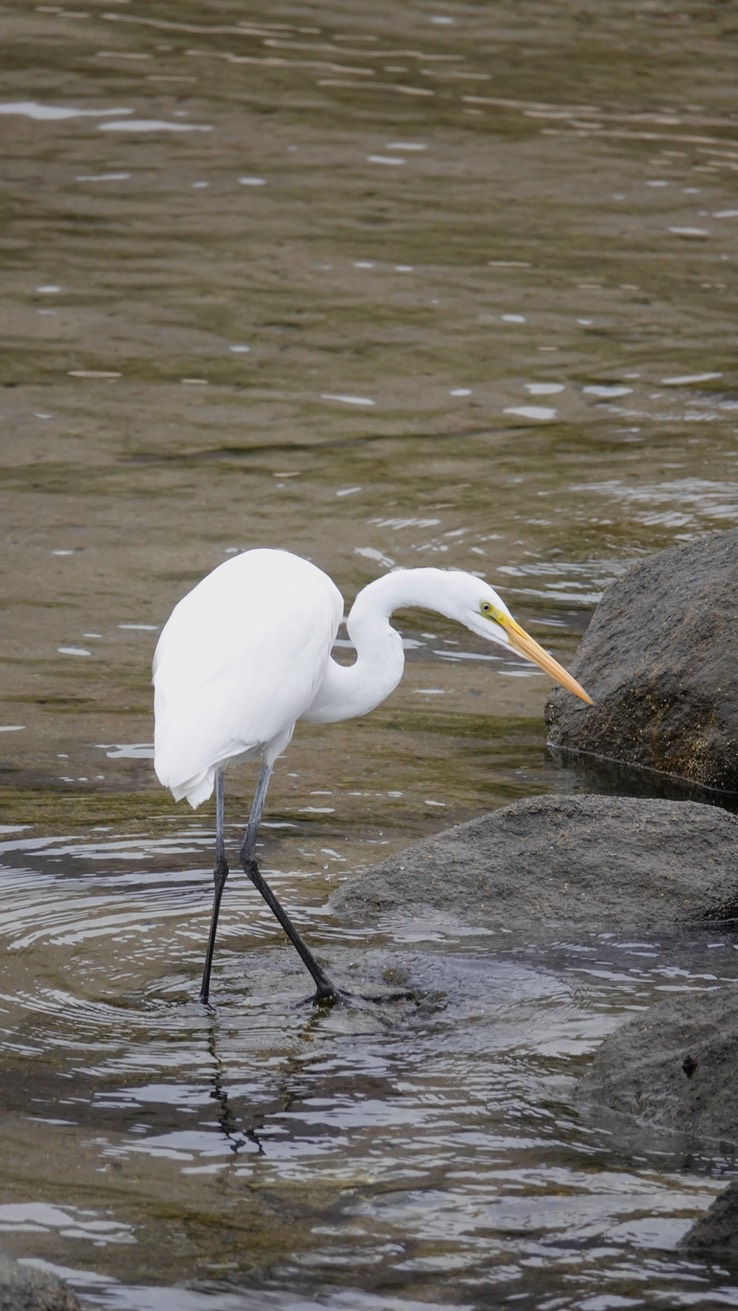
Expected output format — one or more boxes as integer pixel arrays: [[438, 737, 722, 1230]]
[[333, 794, 738, 936], [0, 1253, 81, 1311], [545, 529, 738, 793], [577, 986, 738, 1146]]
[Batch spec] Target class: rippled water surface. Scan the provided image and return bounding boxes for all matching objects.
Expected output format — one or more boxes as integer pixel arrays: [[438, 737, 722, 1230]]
[[2, 1, 738, 1307]]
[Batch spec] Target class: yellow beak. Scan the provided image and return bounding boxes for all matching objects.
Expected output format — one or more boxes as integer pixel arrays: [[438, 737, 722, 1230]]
[[500, 616, 593, 705]]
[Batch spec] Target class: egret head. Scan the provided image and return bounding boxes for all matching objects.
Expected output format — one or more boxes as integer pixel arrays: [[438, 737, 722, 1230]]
[[449, 573, 593, 706]]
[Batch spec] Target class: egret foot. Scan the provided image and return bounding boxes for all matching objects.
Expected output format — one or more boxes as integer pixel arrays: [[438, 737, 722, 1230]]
[[304, 983, 418, 1009], [310, 983, 350, 1007]]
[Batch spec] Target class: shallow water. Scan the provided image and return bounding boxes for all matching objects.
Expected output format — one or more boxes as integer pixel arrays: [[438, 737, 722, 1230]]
[[3, 823, 738, 1311], [1, 1, 738, 1307]]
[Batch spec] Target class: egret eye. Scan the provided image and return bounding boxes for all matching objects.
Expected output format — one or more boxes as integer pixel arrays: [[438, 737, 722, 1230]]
[[480, 600, 504, 625]]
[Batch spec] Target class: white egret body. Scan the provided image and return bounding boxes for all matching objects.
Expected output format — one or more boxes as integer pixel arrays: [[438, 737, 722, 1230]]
[[153, 548, 591, 1003]]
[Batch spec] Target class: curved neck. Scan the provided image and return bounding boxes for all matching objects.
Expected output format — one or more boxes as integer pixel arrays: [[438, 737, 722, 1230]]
[[302, 569, 445, 725]]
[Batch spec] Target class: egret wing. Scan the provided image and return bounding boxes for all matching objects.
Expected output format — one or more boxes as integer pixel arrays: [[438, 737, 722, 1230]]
[[153, 550, 343, 803]]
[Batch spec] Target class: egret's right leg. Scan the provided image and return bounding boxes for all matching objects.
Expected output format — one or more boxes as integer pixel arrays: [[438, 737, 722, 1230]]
[[199, 769, 228, 1004], [239, 759, 339, 1004]]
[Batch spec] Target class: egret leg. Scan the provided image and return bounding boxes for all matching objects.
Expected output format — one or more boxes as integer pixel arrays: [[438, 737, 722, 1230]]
[[240, 759, 339, 1003], [200, 769, 228, 1004]]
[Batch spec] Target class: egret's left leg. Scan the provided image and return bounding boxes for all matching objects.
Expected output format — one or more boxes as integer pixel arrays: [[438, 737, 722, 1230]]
[[239, 759, 339, 1003]]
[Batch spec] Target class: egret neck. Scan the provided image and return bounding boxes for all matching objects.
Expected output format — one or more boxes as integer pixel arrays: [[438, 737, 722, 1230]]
[[302, 568, 476, 725]]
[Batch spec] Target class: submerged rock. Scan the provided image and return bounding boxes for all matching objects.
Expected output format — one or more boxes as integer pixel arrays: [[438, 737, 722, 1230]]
[[576, 986, 738, 1148], [680, 1180, 738, 1263], [545, 528, 738, 793], [333, 793, 738, 937], [334, 793, 738, 1162], [0, 1252, 81, 1311]]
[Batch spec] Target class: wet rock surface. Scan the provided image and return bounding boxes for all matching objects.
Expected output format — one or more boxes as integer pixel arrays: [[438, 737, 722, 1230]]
[[333, 793, 738, 938], [545, 529, 738, 792], [576, 986, 738, 1148], [0, 1252, 82, 1311], [336, 793, 738, 1182]]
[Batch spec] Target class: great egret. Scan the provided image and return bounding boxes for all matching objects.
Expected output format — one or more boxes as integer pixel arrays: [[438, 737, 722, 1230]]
[[153, 548, 591, 1004]]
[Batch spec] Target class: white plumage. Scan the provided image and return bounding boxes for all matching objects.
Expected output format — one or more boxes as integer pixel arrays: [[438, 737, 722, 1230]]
[[153, 550, 343, 806]]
